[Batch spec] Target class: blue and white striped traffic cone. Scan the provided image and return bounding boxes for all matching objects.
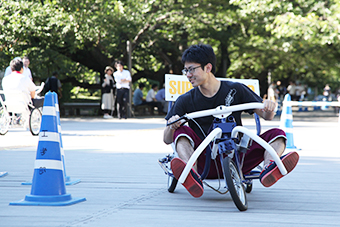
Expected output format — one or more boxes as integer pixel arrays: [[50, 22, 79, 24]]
[[53, 92, 81, 185], [280, 94, 297, 149], [10, 92, 86, 206], [21, 93, 80, 186]]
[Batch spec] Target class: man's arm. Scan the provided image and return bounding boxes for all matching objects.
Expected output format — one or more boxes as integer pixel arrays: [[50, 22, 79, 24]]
[[121, 71, 132, 83], [138, 91, 145, 101], [30, 91, 35, 99], [254, 99, 277, 120], [121, 78, 131, 83], [26, 77, 37, 99], [163, 115, 184, 144]]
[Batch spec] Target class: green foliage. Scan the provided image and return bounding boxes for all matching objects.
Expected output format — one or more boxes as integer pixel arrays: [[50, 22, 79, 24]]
[[1, 0, 340, 100]]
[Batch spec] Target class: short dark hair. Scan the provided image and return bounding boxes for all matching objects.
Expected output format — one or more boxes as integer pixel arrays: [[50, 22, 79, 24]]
[[115, 60, 124, 66], [181, 44, 216, 74], [52, 71, 58, 77], [10, 58, 23, 72], [138, 83, 145, 89], [152, 84, 158, 89]]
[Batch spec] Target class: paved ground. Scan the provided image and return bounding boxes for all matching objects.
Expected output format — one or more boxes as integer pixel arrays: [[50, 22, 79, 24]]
[[1, 109, 340, 227]]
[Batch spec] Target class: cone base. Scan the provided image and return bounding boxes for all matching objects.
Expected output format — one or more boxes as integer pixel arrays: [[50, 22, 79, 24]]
[[0, 171, 8, 177], [9, 194, 86, 206], [286, 145, 297, 149], [65, 178, 81, 185], [286, 147, 301, 151]]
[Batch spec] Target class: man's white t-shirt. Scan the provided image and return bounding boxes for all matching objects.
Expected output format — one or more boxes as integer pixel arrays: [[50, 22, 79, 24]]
[[23, 67, 33, 80], [114, 69, 131, 89], [146, 89, 156, 102], [2, 71, 36, 105], [4, 66, 12, 77]]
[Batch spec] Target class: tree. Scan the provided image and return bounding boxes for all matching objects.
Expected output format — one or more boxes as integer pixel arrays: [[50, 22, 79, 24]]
[[1, 0, 340, 100]]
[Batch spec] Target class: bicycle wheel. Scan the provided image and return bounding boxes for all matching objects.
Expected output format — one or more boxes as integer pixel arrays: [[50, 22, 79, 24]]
[[167, 175, 178, 193], [222, 156, 248, 211], [29, 108, 42, 136], [0, 107, 10, 135]]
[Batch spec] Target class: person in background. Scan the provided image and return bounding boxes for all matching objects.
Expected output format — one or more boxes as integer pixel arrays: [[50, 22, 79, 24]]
[[267, 81, 278, 102], [4, 56, 33, 81], [287, 81, 297, 101], [155, 84, 168, 114], [22, 56, 33, 81], [276, 80, 286, 101], [133, 82, 147, 106], [146, 84, 163, 115], [101, 66, 115, 119], [114, 61, 131, 119], [4, 57, 22, 77], [44, 71, 62, 99], [323, 84, 331, 101], [2, 58, 44, 108]]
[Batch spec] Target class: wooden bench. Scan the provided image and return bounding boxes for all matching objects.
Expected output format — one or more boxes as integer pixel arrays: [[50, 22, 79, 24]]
[[60, 102, 100, 116], [132, 104, 153, 116]]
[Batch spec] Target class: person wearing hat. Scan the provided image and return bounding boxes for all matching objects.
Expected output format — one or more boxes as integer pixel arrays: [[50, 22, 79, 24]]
[[101, 66, 116, 119]]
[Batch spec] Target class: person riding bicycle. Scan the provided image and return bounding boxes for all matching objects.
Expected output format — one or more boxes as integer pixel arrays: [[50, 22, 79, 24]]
[[2, 58, 44, 109], [163, 44, 299, 198]]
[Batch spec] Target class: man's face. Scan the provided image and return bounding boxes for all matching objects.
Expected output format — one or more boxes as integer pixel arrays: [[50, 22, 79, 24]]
[[184, 62, 206, 87], [116, 64, 123, 72], [23, 59, 30, 67]]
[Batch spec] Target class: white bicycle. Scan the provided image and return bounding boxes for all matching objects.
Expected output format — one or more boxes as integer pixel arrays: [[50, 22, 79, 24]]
[[0, 83, 44, 136]]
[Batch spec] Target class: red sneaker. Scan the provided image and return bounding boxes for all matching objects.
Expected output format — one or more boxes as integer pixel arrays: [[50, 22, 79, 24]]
[[260, 151, 299, 187], [171, 158, 204, 198]]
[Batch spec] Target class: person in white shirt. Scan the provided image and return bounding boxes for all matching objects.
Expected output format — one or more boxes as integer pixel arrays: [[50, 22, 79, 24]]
[[113, 61, 131, 119], [22, 56, 33, 81], [4, 66, 12, 77], [4, 56, 33, 81], [2, 58, 43, 108], [146, 84, 164, 115]]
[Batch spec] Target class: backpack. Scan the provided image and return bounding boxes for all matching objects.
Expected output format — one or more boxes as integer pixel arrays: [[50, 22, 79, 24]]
[[44, 77, 59, 95]]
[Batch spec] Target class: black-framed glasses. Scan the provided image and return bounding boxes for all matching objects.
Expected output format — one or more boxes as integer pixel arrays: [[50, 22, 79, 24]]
[[182, 65, 201, 75]]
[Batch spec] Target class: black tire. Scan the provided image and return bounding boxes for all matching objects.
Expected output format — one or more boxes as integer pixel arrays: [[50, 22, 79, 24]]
[[29, 108, 42, 136], [245, 182, 253, 193], [0, 107, 10, 135], [167, 175, 178, 193], [223, 156, 248, 211]]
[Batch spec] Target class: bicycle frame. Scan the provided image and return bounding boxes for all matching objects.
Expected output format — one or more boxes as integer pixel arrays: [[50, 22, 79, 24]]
[[177, 102, 288, 185]]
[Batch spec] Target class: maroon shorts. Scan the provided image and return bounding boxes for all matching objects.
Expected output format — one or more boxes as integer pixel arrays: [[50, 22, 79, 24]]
[[173, 126, 286, 178]]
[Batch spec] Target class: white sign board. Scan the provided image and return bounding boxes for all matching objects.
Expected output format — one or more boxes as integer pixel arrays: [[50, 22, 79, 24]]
[[165, 74, 260, 101]]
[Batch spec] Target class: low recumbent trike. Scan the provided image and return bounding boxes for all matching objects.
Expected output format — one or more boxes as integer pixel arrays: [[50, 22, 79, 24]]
[[158, 102, 289, 211]]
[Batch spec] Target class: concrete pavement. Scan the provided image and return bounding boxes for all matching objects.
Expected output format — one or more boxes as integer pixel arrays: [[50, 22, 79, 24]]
[[1, 109, 340, 227]]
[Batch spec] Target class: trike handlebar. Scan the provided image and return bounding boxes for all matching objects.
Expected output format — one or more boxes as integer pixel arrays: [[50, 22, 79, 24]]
[[166, 102, 264, 126]]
